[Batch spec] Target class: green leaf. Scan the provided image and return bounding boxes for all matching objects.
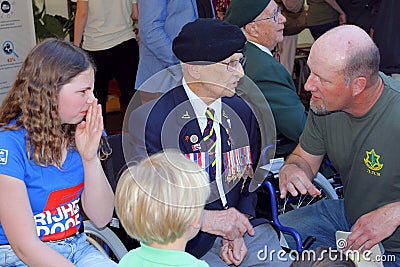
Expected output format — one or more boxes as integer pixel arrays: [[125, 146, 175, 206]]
[[42, 14, 64, 39]]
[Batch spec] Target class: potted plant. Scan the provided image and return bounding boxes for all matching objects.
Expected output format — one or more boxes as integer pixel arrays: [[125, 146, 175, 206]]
[[32, 0, 75, 41]]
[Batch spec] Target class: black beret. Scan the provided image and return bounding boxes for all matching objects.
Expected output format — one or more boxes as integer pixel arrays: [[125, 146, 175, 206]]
[[172, 18, 246, 64], [224, 0, 271, 28]]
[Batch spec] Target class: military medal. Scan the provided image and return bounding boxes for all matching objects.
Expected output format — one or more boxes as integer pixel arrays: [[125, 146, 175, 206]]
[[223, 146, 252, 184], [185, 152, 209, 173]]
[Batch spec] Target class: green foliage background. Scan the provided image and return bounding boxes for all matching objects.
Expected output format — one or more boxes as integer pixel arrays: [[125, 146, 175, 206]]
[[32, 0, 75, 41]]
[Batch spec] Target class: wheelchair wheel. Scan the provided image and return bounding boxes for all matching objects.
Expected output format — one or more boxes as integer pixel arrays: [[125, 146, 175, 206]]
[[314, 172, 339, 200], [84, 220, 128, 262], [280, 172, 339, 213], [257, 157, 341, 217]]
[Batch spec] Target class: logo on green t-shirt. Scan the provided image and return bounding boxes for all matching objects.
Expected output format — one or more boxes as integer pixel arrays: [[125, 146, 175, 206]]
[[364, 149, 383, 174]]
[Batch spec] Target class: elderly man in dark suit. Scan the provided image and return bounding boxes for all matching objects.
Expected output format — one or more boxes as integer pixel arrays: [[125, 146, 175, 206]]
[[127, 18, 291, 266], [225, 0, 308, 158]]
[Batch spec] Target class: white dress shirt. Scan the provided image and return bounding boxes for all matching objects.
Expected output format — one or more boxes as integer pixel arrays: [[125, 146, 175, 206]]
[[183, 78, 228, 207]]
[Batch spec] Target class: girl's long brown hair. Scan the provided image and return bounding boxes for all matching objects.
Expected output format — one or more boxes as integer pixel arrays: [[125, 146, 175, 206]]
[[0, 38, 101, 168]]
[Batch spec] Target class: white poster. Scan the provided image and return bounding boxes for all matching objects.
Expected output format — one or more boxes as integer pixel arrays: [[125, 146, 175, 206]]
[[0, 0, 36, 104]]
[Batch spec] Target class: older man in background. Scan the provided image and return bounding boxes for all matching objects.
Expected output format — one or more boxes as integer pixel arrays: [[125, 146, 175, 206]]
[[225, 0, 308, 158]]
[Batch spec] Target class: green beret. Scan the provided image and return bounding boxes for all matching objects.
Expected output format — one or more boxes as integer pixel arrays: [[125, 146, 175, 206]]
[[172, 18, 246, 64], [224, 0, 271, 28]]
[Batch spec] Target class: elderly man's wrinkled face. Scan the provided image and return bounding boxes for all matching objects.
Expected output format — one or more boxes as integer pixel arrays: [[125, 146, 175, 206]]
[[304, 43, 352, 115], [198, 53, 245, 102], [250, 0, 286, 50]]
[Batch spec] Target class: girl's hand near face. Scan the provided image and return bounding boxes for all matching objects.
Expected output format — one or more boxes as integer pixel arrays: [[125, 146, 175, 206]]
[[75, 99, 103, 162], [76, 98, 114, 228]]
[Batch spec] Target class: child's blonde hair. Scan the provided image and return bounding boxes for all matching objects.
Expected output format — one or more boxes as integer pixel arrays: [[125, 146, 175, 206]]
[[115, 150, 210, 245]]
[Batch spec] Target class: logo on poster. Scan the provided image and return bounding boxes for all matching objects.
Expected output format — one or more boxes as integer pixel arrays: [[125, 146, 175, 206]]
[[1, 1, 11, 14], [2, 40, 19, 62]]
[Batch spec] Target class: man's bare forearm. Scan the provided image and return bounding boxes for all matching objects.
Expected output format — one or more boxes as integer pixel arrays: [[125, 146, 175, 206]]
[[284, 152, 317, 179]]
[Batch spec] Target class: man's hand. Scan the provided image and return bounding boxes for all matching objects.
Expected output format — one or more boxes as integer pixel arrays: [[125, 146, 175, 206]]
[[346, 202, 400, 251], [279, 163, 320, 199], [201, 208, 254, 240], [220, 237, 247, 266], [277, 147, 323, 199]]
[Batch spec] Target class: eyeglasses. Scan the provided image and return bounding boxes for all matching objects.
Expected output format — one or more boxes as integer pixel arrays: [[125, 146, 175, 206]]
[[220, 56, 246, 72], [252, 7, 282, 23]]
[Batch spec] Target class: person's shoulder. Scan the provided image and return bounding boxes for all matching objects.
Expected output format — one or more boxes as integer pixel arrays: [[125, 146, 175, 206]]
[[0, 125, 27, 166], [382, 74, 400, 94], [224, 94, 248, 105], [223, 95, 254, 115], [0, 124, 25, 142], [178, 251, 210, 267], [149, 87, 183, 109], [379, 74, 400, 108], [244, 42, 270, 60], [192, 258, 210, 267], [244, 44, 288, 74], [117, 247, 143, 267], [131, 87, 185, 122]]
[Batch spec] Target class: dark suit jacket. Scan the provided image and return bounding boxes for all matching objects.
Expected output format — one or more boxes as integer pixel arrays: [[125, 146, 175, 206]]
[[240, 42, 307, 156], [127, 85, 264, 258]]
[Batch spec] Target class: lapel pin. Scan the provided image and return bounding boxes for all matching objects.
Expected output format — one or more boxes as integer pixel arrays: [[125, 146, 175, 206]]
[[190, 135, 199, 143], [192, 143, 201, 151], [182, 111, 191, 119]]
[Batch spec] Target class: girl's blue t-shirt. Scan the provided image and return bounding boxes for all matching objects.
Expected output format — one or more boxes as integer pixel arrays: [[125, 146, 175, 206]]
[[0, 124, 84, 244]]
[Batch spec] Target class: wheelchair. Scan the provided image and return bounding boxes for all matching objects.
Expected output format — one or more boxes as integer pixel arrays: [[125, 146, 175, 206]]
[[83, 134, 341, 261], [84, 220, 128, 261], [256, 144, 342, 216]]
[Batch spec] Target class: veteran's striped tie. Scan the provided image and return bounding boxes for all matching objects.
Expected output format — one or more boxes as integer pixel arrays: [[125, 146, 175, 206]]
[[203, 107, 217, 175]]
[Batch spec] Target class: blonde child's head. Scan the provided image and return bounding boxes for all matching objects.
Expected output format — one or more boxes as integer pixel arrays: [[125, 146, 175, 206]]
[[115, 150, 210, 245]]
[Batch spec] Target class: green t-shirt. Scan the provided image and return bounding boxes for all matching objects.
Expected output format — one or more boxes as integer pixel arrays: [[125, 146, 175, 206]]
[[118, 242, 209, 267], [300, 73, 400, 252]]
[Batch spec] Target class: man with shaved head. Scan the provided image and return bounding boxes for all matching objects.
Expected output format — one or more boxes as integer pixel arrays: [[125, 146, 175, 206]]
[[278, 24, 400, 264]]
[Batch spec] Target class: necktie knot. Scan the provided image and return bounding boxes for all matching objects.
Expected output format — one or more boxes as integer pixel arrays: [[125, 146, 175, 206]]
[[206, 107, 215, 120]]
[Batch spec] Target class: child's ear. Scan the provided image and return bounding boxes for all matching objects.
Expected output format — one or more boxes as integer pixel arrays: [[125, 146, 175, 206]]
[[191, 210, 206, 230], [190, 215, 201, 230]]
